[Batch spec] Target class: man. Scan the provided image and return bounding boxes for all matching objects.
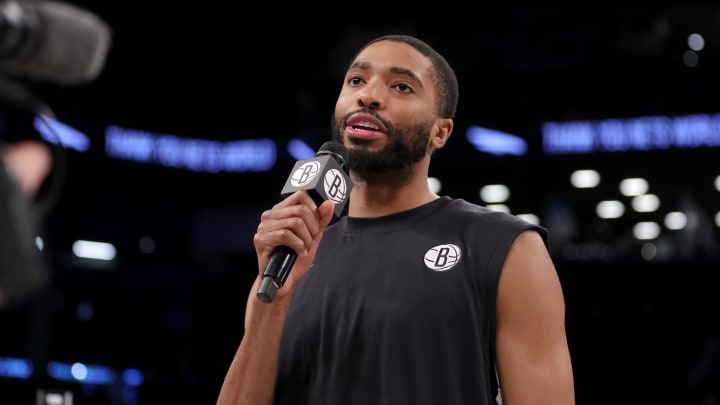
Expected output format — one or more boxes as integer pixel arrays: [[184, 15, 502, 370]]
[[217, 34, 575, 404]]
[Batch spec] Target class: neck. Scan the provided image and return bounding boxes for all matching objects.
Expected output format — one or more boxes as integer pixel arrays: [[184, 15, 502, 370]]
[[347, 165, 438, 218]]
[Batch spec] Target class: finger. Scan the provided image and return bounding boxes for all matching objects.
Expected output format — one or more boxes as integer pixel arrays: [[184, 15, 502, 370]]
[[286, 200, 337, 285], [255, 192, 324, 257], [257, 205, 320, 249]]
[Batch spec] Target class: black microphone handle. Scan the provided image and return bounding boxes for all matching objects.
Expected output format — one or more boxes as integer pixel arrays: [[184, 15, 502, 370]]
[[256, 245, 297, 303]]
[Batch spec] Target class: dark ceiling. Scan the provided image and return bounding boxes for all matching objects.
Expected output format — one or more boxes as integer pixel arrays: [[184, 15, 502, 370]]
[[45, 1, 720, 139]]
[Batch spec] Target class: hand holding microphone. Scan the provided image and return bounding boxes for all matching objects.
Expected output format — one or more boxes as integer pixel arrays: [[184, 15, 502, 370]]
[[256, 141, 352, 303]]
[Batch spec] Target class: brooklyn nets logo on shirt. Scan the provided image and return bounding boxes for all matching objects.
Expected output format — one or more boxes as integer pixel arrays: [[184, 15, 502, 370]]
[[424, 244, 462, 271]]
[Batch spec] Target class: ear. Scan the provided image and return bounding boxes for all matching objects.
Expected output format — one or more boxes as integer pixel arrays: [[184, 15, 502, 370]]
[[430, 118, 453, 150]]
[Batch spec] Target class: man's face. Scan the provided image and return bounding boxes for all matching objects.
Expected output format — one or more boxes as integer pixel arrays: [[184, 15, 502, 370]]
[[332, 40, 439, 176]]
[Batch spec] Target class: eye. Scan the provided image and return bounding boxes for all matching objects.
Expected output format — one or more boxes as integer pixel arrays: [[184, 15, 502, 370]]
[[348, 76, 364, 86], [394, 83, 413, 93]]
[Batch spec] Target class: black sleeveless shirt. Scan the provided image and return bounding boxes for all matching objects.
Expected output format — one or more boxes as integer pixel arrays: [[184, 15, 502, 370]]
[[275, 196, 546, 405]]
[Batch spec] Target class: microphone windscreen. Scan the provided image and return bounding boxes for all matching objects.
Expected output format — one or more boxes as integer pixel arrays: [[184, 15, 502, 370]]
[[0, 0, 112, 85], [317, 141, 349, 171]]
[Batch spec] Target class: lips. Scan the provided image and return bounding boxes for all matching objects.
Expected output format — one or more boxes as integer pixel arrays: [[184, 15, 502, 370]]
[[345, 112, 387, 140]]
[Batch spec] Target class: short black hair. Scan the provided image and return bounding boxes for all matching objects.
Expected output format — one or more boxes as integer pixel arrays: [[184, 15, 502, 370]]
[[353, 34, 459, 120]]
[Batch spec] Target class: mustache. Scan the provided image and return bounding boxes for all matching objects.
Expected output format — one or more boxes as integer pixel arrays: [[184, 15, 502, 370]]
[[341, 108, 393, 133]]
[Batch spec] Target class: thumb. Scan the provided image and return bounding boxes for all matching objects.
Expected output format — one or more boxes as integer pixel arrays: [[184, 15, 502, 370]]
[[317, 200, 336, 230], [286, 199, 336, 286]]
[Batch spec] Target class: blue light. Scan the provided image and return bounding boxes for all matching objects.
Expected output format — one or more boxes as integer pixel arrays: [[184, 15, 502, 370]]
[[0, 357, 33, 379], [122, 368, 144, 387], [71, 363, 88, 380], [47, 361, 72, 381], [541, 121, 595, 153], [33, 115, 91, 152], [76, 301, 94, 321], [466, 125, 527, 156], [47, 361, 117, 385], [287, 139, 316, 160], [542, 113, 720, 154], [104, 126, 277, 173]]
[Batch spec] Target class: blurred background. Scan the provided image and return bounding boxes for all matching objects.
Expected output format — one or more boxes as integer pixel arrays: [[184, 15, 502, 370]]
[[1, 1, 719, 404]]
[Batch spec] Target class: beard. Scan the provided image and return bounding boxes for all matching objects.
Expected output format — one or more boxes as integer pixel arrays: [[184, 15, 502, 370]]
[[331, 111, 433, 176]]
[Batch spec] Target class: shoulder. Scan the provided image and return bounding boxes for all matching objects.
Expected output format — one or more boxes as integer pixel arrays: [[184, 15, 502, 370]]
[[439, 196, 548, 242], [499, 229, 560, 308]]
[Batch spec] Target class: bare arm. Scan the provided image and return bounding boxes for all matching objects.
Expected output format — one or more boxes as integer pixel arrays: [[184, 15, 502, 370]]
[[216, 192, 335, 405], [216, 278, 292, 405], [495, 229, 575, 404]]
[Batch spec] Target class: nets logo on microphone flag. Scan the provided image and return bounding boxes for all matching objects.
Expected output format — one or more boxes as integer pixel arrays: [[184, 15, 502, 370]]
[[281, 154, 352, 221], [290, 161, 322, 187], [322, 168, 348, 204], [288, 160, 349, 205]]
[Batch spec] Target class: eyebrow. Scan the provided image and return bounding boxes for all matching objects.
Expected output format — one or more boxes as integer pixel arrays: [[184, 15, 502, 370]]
[[348, 61, 425, 89]]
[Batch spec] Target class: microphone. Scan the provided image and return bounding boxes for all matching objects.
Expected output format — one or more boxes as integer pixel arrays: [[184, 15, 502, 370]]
[[0, 0, 112, 85], [256, 141, 353, 303]]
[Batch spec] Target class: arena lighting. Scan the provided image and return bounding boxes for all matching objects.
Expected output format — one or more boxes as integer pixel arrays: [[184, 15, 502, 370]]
[[104, 125, 277, 173], [631, 194, 660, 213], [0, 357, 33, 379], [34, 115, 282, 172], [122, 368, 144, 387], [33, 114, 90, 151], [479, 184, 510, 203], [0, 357, 144, 387], [633, 221, 661, 240], [486, 204, 510, 213], [620, 178, 649, 196], [76, 301, 93, 321], [542, 113, 720, 154], [596, 200, 625, 219], [570, 169, 601, 188], [287, 138, 316, 160], [427, 177, 442, 194], [517, 213, 540, 225], [138, 236, 156, 254], [641, 243, 658, 260], [683, 50, 699, 68], [71, 240, 116, 261], [465, 125, 527, 156], [664, 211, 688, 230], [47, 361, 116, 385], [688, 33, 705, 51]]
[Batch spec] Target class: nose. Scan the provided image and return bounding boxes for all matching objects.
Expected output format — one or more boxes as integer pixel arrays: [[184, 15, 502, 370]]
[[357, 82, 384, 110]]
